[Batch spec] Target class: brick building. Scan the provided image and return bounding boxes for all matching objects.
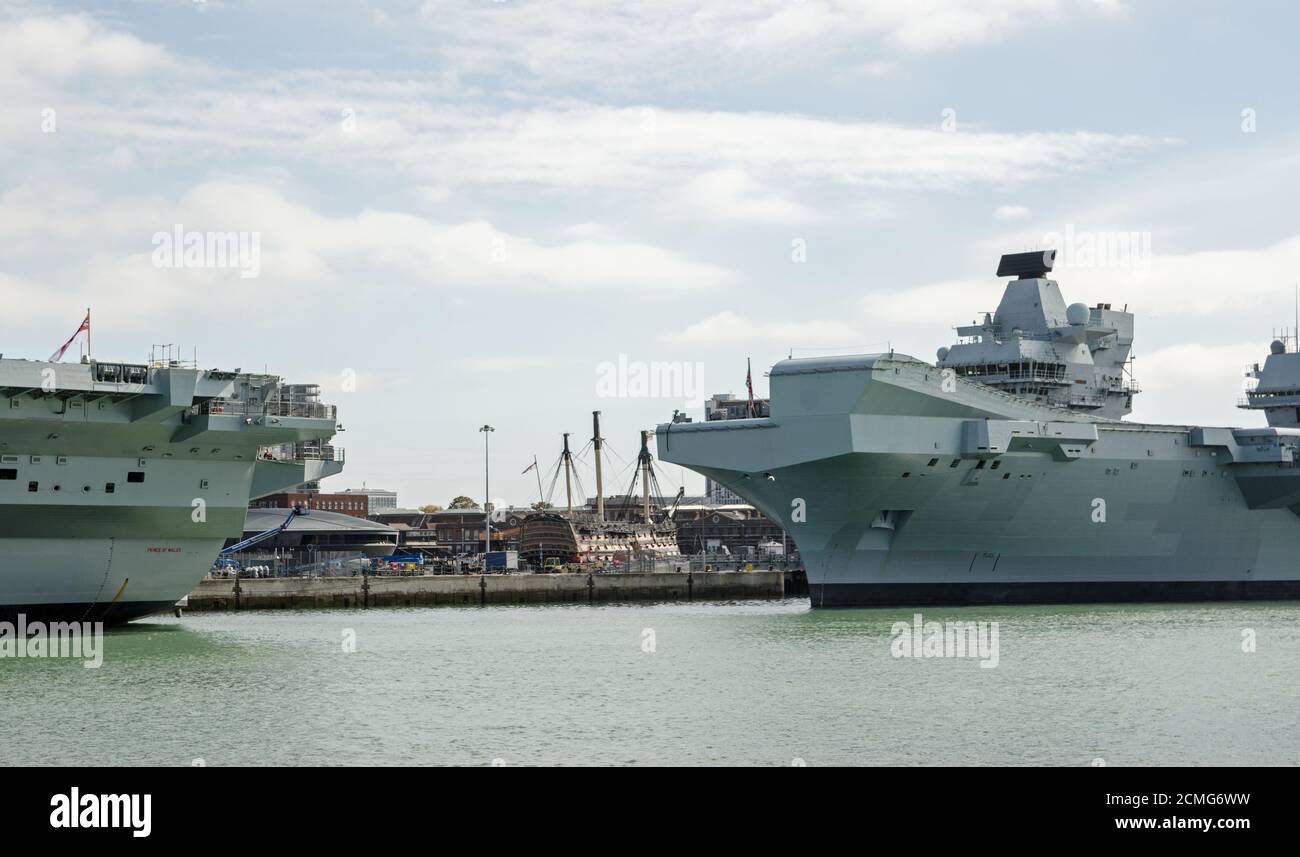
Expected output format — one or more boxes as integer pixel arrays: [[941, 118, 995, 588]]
[[250, 491, 370, 518]]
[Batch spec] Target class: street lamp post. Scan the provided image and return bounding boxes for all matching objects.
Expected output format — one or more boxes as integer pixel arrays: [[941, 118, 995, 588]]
[[479, 424, 495, 555]]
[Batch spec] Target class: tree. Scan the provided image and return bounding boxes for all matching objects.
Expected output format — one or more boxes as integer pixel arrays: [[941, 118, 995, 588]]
[[448, 496, 480, 510], [418, 504, 443, 513], [530, 501, 553, 511]]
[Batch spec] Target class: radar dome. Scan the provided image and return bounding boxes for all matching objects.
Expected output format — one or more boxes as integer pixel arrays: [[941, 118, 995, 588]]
[[1066, 302, 1090, 326], [1271, 339, 1286, 355], [936, 346, 950, 361]]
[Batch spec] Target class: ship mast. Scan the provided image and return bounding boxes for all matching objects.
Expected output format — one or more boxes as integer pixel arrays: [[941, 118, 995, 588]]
[[592, 410, 605, 521], [562, 432, 574, 516], [639, 430, 652, 521]]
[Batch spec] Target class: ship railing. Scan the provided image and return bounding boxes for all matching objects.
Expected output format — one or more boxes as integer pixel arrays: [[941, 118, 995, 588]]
[[952, 321, 1057, 343], [264, 400, 337, 420], [195, 399, 337, 420], [1239, 389, 1300, 401], [256, 445, 344, 464], [1237, 392, 1300, 409], [296, 445, 345, 463]]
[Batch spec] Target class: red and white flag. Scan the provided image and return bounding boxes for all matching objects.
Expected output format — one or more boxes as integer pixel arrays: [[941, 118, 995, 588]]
[[746, 357, 756, 417], [49, 312, 90, 363], [521, 461, 537, 475]]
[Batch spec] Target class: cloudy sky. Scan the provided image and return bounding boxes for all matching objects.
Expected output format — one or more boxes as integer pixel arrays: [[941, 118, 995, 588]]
[[3, 1, 1298, 508]]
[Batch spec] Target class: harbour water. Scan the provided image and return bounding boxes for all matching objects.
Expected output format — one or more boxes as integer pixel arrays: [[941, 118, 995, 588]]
[[4, 599, 1298, 766]]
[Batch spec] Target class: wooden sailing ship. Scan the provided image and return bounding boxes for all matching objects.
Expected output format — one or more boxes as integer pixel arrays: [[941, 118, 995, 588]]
[[520, 411, 682, 567]]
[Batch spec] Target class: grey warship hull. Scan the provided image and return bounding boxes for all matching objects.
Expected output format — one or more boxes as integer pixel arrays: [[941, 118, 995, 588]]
[[657, 355, 1300, 608], [0, 357, 342, 624]]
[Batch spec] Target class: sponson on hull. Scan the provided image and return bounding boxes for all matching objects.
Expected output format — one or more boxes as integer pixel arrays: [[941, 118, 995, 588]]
[[657, 250, 1300, 607], [0, 355, 342, 624]]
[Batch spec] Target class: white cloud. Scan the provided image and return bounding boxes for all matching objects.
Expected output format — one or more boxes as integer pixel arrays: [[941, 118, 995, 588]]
[[106, 145, 137, 170], [665, 310, 862, 346], [863, 279, 990, 329], [0, 14, 172, 89], [0, 270, 68, 322], [861, 60, 901, 77], [0, 185, 168, 252], [0, 11, 1162, 226], [451, 357, 569, 372], [677, 169, 818, 224], [0, 180, 736, 329], [26, 96, 1161, 201], [1057, 236, 1300, 317], [417, 185, 451, 204], [884, 0, 1103, 52], [415, 0, 1126, 91], [1132, 342, 1261, 427]]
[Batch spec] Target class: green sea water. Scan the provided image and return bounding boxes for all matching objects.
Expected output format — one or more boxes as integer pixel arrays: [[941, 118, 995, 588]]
[[2, 599, 1297, 766]]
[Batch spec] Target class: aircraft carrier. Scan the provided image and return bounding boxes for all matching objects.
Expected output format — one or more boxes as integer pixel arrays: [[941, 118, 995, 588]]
[[0, 355, 342, 623], [657, 250, 1300, 606]]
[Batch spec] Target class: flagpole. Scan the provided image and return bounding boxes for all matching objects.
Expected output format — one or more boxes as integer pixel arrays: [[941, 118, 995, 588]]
[[533, 455, 543, 506], [86, 308, 91, 360], [746, 357, 755, 418]]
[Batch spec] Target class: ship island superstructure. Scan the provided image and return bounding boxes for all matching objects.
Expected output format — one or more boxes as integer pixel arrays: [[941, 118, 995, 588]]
[[1241, 335, 1300, 428], [658, 250, 1300, 606], [0, 354, 342, 623], [939, 255, 1138, 418]]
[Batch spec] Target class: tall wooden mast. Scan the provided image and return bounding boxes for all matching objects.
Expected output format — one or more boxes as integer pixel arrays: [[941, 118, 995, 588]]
[[592, 411, 605, 521], [639, 430, 652, 521], [562, 432, 574, 516]]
